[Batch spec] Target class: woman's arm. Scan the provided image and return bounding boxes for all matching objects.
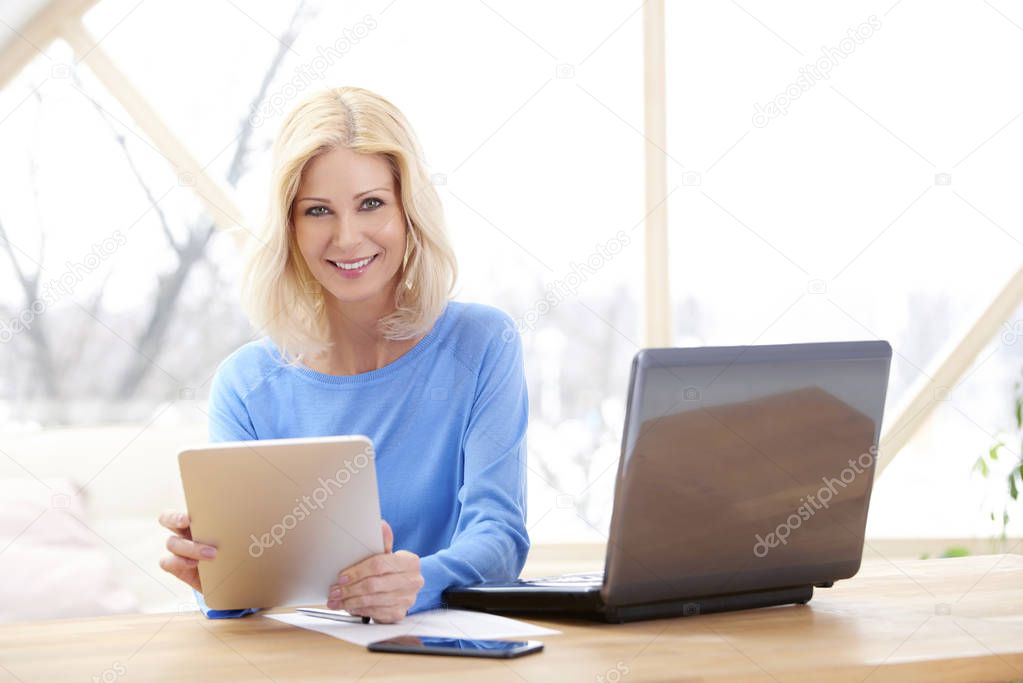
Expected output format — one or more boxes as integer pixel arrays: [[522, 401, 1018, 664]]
[[206, 355, 259, 443], [410, 320, 530, 612]]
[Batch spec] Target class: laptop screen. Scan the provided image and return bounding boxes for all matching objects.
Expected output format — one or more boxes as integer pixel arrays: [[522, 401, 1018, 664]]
[[605, 341, 892, 606]]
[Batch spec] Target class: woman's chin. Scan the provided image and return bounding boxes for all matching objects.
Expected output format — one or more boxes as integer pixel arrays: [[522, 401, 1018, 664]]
[[319, 273, 400, 306]]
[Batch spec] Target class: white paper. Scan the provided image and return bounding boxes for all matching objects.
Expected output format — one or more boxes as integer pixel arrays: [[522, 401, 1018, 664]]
[[266, 607, 561, 647]]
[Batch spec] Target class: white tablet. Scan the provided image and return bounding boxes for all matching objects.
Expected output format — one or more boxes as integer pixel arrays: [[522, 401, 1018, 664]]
[[178, 435, 384, 610]]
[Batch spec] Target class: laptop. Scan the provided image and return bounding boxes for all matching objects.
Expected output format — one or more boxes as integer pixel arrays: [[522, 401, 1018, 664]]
[[443, 341, 893, 622]]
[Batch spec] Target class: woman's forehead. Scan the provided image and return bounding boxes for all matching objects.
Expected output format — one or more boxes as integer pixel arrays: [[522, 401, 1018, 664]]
[[300, 147, 393, 193]]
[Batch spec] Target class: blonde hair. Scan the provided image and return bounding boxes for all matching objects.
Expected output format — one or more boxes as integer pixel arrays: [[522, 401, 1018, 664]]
[[239, 86, 457, 365]]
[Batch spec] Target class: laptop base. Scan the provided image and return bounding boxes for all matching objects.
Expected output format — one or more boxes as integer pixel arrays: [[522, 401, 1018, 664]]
[[443, 583, 814, 623]]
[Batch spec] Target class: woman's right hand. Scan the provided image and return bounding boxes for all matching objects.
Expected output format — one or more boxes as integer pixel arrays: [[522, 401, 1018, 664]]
[[158, 510, 217, 592]]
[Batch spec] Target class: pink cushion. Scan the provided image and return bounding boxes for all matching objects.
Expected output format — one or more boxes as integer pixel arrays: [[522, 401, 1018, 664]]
[[0, 479, 137, 621]]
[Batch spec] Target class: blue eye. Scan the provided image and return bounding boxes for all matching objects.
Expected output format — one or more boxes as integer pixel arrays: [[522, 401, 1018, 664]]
[[303, 199, 382, 216]]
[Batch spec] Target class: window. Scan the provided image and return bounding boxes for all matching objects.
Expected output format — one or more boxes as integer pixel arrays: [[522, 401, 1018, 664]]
[[664, 0, 1023, 539], [2, 1, 646, 557]]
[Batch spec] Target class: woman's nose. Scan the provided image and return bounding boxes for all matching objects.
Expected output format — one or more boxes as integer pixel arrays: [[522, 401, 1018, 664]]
[[329, 213, 363, 249]]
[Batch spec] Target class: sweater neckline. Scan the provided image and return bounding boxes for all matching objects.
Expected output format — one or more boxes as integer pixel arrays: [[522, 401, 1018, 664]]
[[285, 301, 453, 386]]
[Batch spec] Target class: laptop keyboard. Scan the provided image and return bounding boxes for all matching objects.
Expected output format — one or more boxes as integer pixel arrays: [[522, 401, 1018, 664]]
[[518, 571, 604, 587]]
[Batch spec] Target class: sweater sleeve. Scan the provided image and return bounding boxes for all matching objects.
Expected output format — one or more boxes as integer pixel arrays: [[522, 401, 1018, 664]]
[[207, 355, 258, 443], [195, 357, 261, 619], [410, 318, 530, 613]]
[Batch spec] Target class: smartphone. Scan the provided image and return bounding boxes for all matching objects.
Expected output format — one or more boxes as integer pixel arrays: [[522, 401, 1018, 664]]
[[367, 635, 544, 658]]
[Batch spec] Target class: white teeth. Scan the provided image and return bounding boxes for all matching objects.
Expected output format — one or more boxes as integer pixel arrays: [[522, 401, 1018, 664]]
[[331, 255, 374, 270]]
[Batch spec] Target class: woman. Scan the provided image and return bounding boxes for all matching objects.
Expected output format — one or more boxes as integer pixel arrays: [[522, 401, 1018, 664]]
[[158, 86, 529, 624]]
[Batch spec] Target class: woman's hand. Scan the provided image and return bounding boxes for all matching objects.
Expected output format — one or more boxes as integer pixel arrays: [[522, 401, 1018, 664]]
[[158, 510, 217, 592], [328, 520, 424, 624]]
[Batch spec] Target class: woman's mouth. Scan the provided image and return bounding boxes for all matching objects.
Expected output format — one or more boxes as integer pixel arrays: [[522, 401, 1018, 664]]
[[326, 254, 379, 279]]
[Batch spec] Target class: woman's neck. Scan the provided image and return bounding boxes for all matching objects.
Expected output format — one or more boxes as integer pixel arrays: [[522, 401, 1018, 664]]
[[305, 287, 420, 376]]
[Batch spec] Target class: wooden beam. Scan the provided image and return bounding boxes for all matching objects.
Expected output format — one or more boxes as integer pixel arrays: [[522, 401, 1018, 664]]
[[0, 0, 98, 91], [642, 0, 671, 347], [878, 262, 1023, 473]]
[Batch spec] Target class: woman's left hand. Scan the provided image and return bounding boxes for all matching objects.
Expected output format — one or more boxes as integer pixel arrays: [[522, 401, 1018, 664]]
[[327, 519, 424, 623]]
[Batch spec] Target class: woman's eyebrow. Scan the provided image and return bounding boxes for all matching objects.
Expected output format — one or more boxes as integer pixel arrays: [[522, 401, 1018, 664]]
[[295, 187, 392, 203], [353, 186, 391, 199]]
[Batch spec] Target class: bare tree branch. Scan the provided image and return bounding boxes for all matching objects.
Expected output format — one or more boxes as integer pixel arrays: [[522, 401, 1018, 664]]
[[77, 70, 184, 255], [59, 267, 113, 374], [0, 216, 36, 296], [114, 0, 313, 399], [0, 216, 59, 399]]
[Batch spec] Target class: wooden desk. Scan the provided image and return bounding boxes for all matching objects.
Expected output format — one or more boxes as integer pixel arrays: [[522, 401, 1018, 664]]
[[2, 555, 1021, 682]]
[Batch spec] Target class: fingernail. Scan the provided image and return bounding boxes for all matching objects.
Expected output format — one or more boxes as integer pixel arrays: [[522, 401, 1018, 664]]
[[200, 546, 216, 559], [339, 575, 350, 584], [177, 513, 187, 526], [327, 600, 339, 610], [329, 587, 341, 599]]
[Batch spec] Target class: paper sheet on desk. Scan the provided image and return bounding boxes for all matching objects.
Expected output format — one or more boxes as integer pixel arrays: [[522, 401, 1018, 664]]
[[266, 608, 561, 647]]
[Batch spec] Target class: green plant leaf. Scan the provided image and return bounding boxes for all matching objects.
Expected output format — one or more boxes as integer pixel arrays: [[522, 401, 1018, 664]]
[[973, 456, 989, 477], [975, 381, 1022, 537]]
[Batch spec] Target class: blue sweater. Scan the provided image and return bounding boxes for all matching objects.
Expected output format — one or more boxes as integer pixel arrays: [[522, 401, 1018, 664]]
[[196, 300, 529, 618]]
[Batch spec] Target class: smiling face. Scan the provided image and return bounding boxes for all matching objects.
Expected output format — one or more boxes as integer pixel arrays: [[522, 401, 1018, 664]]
[[291, 146, 407, 312]]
